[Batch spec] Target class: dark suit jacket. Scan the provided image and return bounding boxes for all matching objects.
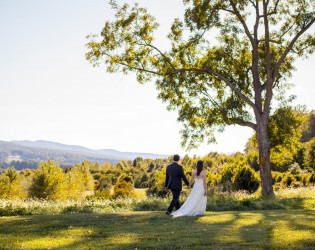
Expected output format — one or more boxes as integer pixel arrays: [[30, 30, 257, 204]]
[[165, 162, 189, 190]]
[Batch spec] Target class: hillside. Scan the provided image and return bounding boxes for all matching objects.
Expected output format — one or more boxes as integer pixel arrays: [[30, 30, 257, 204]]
[[0, 140, 168, 170]]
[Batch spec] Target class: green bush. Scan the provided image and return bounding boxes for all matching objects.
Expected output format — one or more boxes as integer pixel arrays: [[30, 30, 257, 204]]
[[300, 174, 310, 186], [206, 172, 221, 186], [272, 171, 285, 184], [281, 173, 297, 187], [112, 180, 134, 199], [246, 151, 260, 171], [220, 164, 235, 183], [117, 173, 134, 184], [304, 138, 315, 171], [94, 189, 111, 199], [231, 165, 260, 193], [308, 172, 315, 184]]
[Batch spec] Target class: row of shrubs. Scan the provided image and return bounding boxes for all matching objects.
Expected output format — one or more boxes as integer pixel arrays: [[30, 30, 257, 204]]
[[1, 157, 314, 201]]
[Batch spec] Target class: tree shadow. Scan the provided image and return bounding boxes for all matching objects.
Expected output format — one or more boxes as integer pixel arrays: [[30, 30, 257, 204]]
[[0, 209, 314, 249]]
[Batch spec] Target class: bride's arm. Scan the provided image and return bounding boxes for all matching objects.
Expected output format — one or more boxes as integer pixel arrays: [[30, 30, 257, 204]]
[[188, 173, 195, 189], [202, 173, 207, 196]]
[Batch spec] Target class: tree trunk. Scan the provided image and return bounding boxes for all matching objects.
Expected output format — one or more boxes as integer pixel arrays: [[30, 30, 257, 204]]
[[256, 118, 274, 196]]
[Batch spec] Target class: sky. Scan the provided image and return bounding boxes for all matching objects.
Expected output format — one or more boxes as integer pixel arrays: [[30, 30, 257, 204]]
[[0, 0, 314, 157]]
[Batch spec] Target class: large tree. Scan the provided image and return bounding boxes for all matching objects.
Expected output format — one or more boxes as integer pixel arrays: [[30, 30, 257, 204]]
[[86, 0, 315, 196]]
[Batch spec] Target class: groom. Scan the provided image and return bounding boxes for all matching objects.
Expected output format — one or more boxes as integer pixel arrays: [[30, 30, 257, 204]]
[[165, 154, 189, 214]]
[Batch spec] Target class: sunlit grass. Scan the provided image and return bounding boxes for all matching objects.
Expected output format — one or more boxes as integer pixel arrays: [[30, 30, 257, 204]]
[[0, 210, 314, 249]]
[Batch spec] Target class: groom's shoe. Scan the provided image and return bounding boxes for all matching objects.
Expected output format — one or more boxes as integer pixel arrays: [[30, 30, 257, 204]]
[[165, 211, 171, 215]]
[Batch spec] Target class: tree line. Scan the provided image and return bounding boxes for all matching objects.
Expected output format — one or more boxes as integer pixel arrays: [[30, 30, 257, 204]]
[[0, 108, 314, 200]]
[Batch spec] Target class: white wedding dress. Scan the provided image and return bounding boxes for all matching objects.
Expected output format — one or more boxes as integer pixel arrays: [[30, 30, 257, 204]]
[[171, 178, 207, 217]]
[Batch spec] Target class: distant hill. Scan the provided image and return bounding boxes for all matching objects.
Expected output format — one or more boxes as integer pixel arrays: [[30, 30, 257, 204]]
[[0, 140, 169, 170]]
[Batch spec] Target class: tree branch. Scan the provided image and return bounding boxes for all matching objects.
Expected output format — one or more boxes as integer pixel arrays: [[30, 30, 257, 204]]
[[267, 0, 280, 16], [229, 0, 255, 46], [170, 67, 259, 113], [272, 17, 315, 82], [104, 52, 163, 76], [226, 119, 257, 130], [137, 41, 176, 71]]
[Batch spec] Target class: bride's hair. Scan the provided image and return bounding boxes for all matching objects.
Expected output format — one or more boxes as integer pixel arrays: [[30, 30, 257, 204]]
[[196, 160, 203, 176]]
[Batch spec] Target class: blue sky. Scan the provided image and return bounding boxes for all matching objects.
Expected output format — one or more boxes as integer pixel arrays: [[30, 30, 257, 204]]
[[0, 0, 314, 156]]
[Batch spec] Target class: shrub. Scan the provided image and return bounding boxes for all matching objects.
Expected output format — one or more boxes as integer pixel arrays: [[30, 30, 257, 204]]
[[304, 138, 315, 171], [231, 165, 260, 193], [96, 175, 112, 190], [246, 151, 260, 171], [220, 164, 235, 183], [112, 180, 134, 199], [135, 172, 149, 188], [94, 189, 111, 199], [308, 172, 315, 184], [207, 172, 221, 186], [281, 173, 297, 187], [117, 173, 134, 184], [272, 171, 285, 184], [300, 174, 310, 186]]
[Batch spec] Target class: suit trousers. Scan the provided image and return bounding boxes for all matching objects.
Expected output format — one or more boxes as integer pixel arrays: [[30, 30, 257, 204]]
[[167, 189, 181, 212]]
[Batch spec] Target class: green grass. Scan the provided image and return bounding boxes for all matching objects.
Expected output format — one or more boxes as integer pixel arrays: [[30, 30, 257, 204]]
[[0, 209, 314, 249]]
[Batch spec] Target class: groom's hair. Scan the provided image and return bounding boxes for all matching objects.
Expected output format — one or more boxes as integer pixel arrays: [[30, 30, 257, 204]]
[[173, 154, 180, 162]]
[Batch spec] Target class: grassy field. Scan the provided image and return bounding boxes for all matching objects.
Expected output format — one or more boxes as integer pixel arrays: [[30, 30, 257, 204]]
[[0, 209, 314, 249]]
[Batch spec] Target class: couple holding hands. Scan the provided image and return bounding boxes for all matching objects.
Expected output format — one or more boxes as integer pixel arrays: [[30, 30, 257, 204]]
[[165, 154, 207, 217]]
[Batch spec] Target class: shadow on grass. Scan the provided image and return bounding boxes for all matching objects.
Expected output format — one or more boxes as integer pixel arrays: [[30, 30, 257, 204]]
[[0, 210, 314, 249]]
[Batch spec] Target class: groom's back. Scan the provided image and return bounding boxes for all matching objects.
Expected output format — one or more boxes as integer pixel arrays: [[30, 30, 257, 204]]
[[166, 162, 186, 190]]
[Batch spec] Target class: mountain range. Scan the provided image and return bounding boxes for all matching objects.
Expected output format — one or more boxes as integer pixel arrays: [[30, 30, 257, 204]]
[[0, 140, 169, 167]]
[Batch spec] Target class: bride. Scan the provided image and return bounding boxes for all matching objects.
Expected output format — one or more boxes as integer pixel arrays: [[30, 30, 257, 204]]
[[171, 160, 207, 217]]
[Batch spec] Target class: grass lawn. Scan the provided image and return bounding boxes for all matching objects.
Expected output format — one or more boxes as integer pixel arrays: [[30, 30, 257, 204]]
[[0, 209, 314, 249]]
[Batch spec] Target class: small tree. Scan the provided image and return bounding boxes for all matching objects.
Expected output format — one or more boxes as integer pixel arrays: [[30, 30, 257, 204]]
[[0, 167, 22, 198], [73, 161, 94, 191], [65, 167, 86, 200], [29, 159, 66, 200]]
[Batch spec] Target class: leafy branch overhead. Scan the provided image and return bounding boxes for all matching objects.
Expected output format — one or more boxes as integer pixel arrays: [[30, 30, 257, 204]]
[[86, 0, 315, 150]]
